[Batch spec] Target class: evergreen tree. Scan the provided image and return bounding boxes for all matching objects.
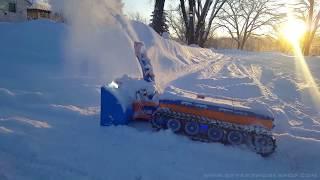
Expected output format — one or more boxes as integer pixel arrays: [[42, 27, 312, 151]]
[[150, 0, 169, 35]]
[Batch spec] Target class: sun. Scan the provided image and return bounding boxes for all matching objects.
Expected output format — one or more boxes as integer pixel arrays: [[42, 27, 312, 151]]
[[281, 17, 307, 44]]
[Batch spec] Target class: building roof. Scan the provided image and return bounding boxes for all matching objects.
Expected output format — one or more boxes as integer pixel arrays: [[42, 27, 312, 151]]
[[28, 1, 51, 11], [24, 0, 33, 5]]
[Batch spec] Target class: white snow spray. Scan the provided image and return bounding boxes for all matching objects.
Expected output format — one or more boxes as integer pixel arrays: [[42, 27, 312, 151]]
[[49, 0, 141, 84], [49, 0, 199, 92]]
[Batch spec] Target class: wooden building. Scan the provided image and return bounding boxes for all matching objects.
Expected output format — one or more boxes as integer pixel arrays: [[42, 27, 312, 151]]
[[27, 2, 50, 20]]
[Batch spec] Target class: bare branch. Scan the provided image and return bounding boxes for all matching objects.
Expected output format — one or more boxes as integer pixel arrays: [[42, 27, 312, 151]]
[[218, 0, 281, 49]]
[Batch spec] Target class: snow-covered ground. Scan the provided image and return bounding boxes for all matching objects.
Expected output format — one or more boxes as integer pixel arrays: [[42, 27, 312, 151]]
[[0, 18, 320, 179]]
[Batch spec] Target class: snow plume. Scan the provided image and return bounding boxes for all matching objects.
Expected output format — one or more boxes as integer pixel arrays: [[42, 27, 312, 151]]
[[50, 0, 140, 83]]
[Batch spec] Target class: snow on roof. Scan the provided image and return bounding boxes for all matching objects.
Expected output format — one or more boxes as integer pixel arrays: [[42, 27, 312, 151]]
[[28, 1, 51, 11]]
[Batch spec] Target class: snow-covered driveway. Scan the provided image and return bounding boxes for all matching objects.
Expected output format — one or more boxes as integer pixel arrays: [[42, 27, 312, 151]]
[[0, 21, 319, 180]]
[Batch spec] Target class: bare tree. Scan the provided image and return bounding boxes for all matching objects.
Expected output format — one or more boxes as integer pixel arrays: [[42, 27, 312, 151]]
[[218, 0, 281, 50], [128, 12, 148, 24], [294, 0, 320, 56], [179, 0, 227, 47], [167, 7, 187, 42]]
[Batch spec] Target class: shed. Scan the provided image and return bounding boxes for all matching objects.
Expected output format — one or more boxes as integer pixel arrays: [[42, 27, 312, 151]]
[[27, 1, 50, 20]]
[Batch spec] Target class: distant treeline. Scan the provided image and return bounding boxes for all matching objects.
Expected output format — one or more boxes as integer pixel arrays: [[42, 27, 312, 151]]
[[204, 36, 320, 56]]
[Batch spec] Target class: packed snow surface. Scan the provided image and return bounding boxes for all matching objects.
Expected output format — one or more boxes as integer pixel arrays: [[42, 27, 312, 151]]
[[0, 19, 320, 180]]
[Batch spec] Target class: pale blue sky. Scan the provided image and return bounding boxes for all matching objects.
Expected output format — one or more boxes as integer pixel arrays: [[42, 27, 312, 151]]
[[123, 0, 153, 17]]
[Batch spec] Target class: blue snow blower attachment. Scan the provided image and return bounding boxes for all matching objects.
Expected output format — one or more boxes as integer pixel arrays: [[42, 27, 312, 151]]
[[100, 83, 133, 126], [100, 42, 156, 126]]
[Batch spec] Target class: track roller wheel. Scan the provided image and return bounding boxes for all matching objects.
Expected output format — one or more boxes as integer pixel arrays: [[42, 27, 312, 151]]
[[167, 119, 181, 133], [151, 116, 165, 129], [227, 130, 244, 145], [208, 127, 224, 142], [184, 121, 200, 136], [253, 135, 276, 157]]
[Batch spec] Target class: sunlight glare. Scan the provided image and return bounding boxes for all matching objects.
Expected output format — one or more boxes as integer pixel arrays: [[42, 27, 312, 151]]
[[282, 15, 320, 111], [281, 17, 306, 44]]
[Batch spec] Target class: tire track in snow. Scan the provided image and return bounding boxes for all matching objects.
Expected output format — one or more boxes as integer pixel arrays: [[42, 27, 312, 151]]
[[160, 53, 227, 90], [238, 63, 277, 100], [181, 53, 320, 141], [231, 60, 320, 141]]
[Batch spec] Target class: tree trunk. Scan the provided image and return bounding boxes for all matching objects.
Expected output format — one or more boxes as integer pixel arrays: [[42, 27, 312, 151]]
[[236, 40, 241, 49], [240, 41, 245, 50], [195, 0, 212, 43], [180, 0, 189, 31], [180, 0, 189, 37], [303, 37, 312, 56], [303, 44, 311, 56], [198, 30, 207, 47], [302, 0, 315, 56], [239, 35, 248, 50], [188, 0, 196, 44], [179, 0, 226, 46]]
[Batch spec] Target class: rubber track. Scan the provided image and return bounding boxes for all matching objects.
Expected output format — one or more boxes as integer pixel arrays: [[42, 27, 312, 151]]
[[153, 108, 276, 156]]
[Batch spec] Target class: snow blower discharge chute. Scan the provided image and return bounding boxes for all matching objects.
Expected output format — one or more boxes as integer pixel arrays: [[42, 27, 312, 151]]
[[101, 42, 276, 157]]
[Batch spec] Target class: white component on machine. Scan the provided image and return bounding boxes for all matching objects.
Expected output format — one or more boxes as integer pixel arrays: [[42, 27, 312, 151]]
[[134, 42, 155, 82]]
